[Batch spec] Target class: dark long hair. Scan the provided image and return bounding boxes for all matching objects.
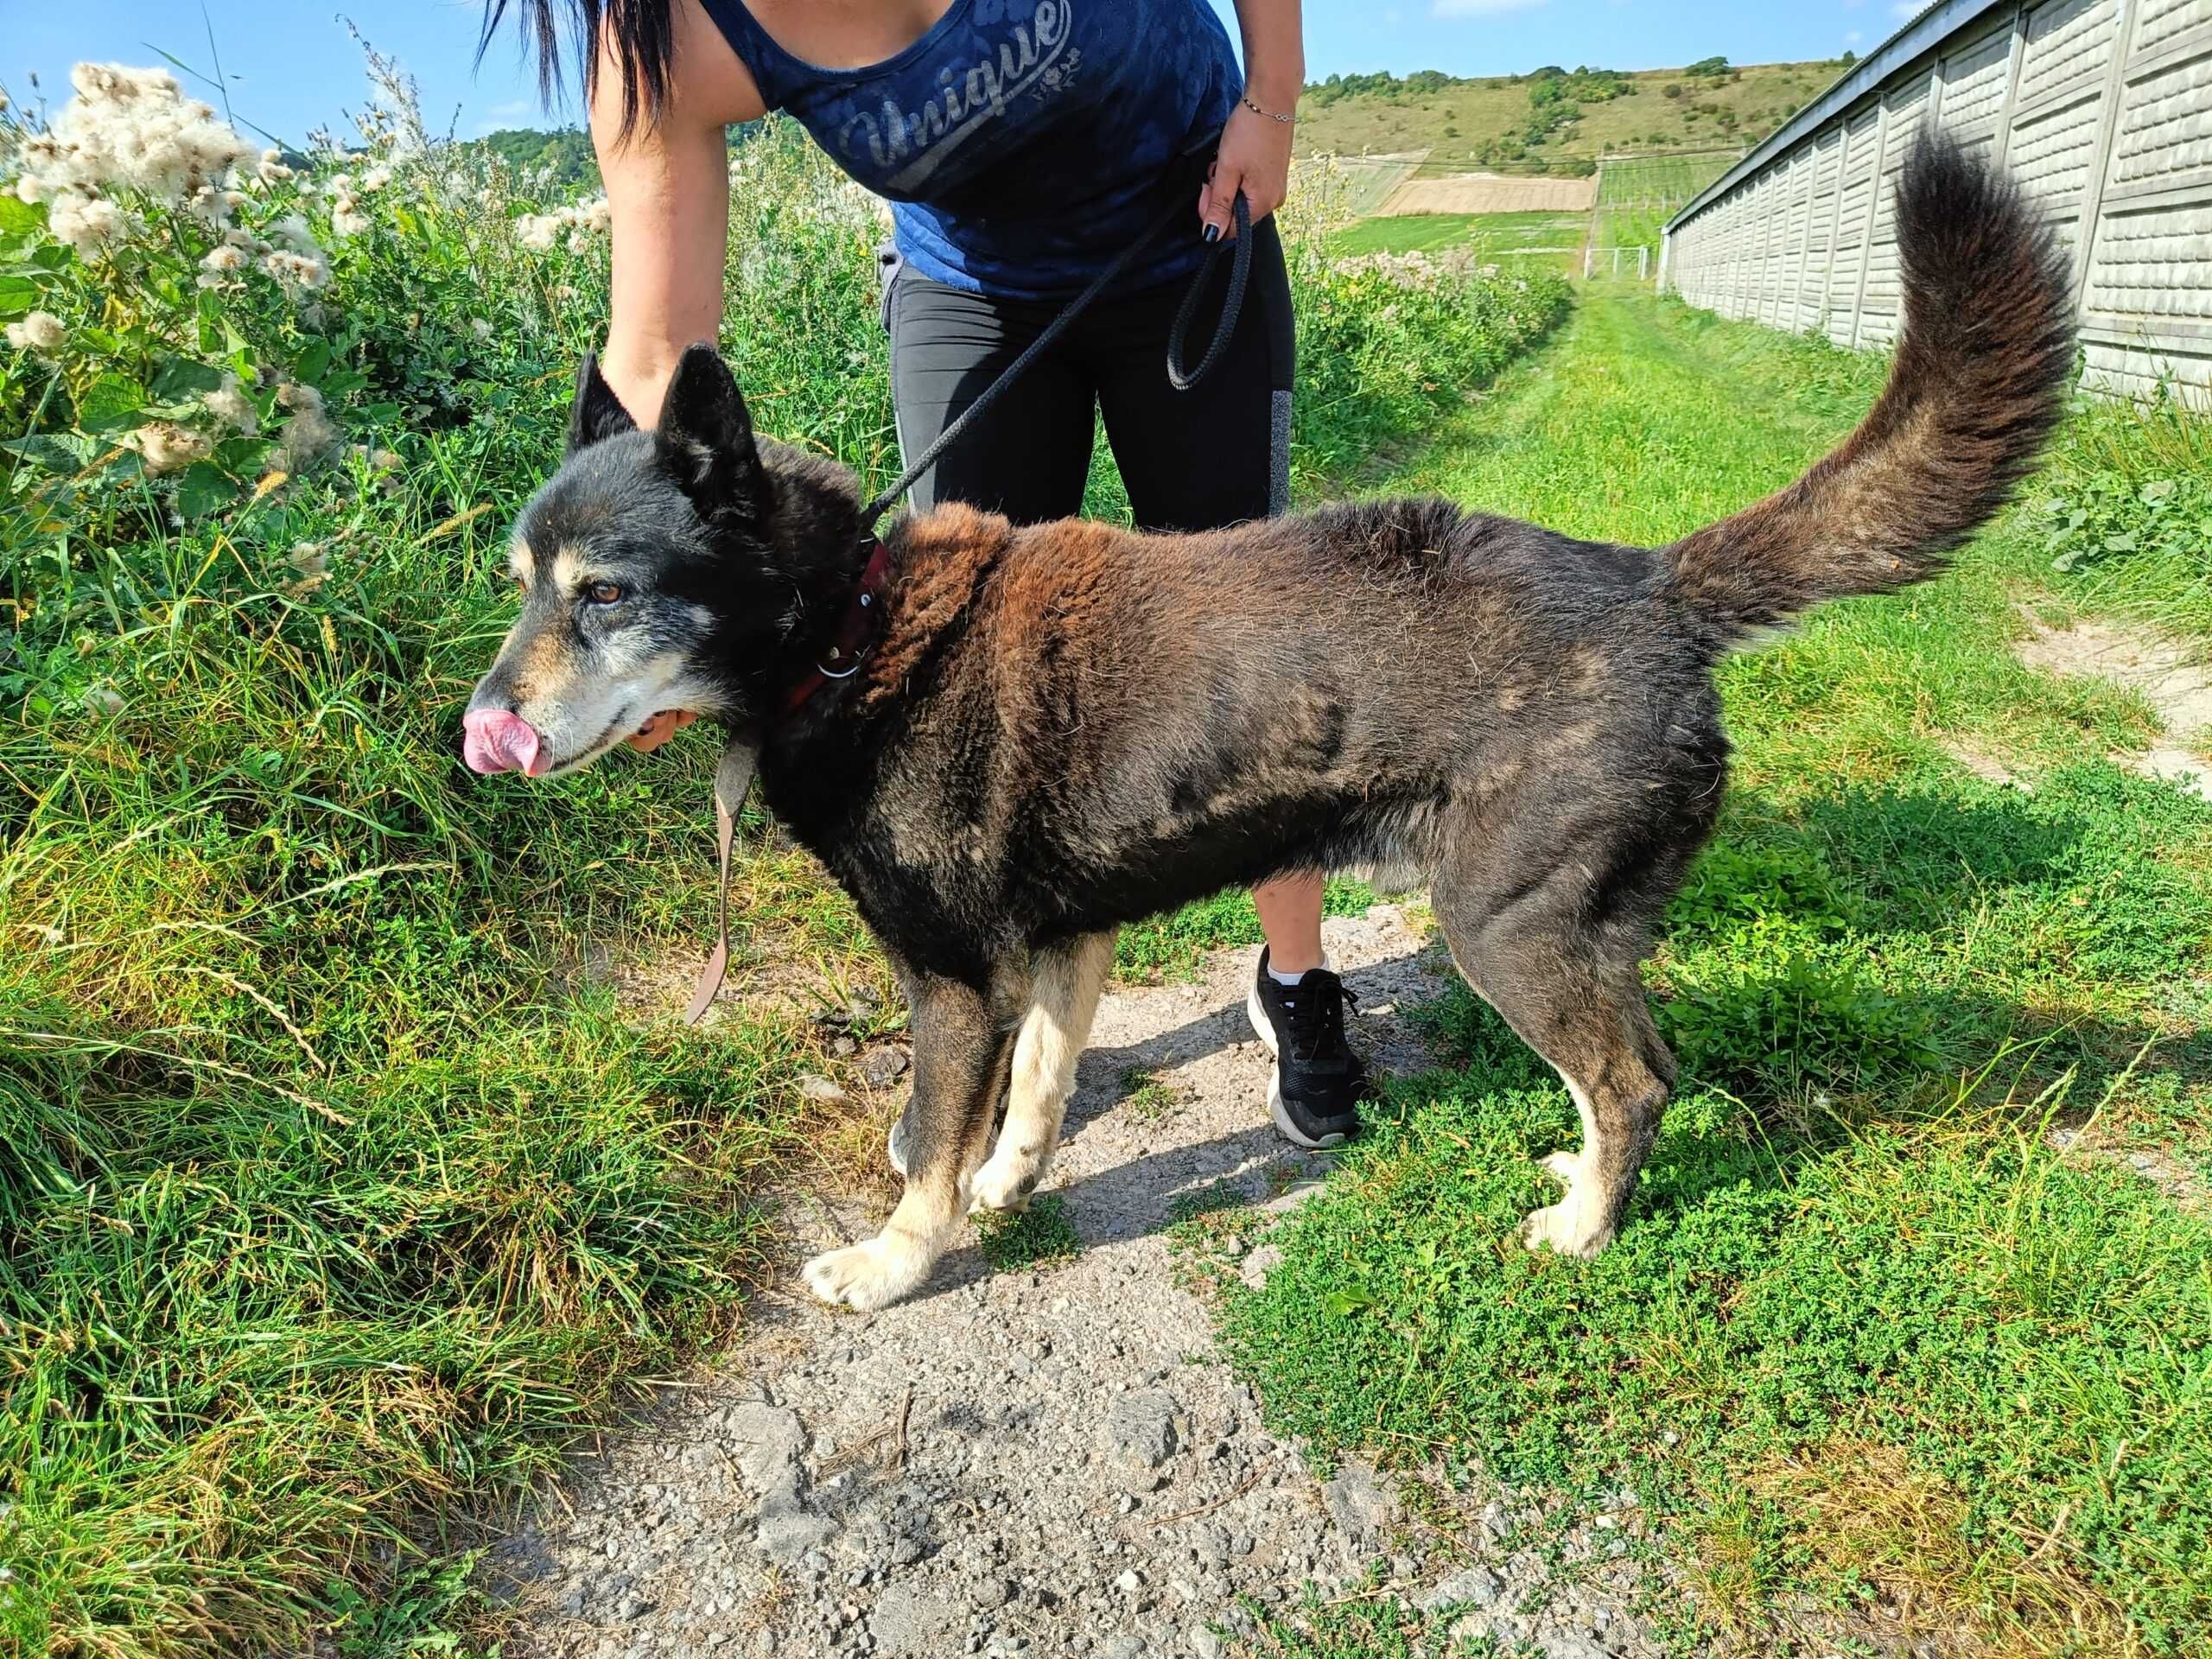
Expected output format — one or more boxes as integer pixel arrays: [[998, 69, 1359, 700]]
[[479, 0, 674, 141]]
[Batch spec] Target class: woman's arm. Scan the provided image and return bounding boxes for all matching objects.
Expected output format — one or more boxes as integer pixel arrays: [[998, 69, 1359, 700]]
[[1199, 0, 1304, 239], [593, 0, 765, 424]]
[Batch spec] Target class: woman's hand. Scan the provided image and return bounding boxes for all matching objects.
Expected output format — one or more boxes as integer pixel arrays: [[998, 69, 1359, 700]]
[[1198, 99, 1294, 240], [626, 709, 698, 753]]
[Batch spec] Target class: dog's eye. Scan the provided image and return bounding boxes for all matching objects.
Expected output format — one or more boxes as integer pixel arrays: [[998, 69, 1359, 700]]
[[586, 581, 624, 606]]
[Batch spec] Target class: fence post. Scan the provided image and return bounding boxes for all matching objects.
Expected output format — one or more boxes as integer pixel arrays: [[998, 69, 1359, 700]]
[[1990, 2, 2030, 169], [2069, 0, 2140, 314], [1639, 245, 1649, 282], [1584, 245, 1594, 280], [1846, 92, 1894, 349]]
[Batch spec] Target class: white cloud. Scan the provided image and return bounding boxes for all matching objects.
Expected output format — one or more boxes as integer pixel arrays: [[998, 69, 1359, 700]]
[[474, 100, 535, 137], [1845, 29, 1864, 44], [1891, 0, 1924, 18], [1432, 0, 1549, 15]]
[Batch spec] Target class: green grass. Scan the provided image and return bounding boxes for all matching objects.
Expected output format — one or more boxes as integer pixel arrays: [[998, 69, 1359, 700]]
[[12, 54, 2211, 1658], [1220, 289, 2212, 1656], [1331, 155, 1427, 219], [1332, 211, 1587, 267], [1119, 1065, 1185, 1123], [0, 82, 1573, 1653], [972, 1194, 1082, 1271]]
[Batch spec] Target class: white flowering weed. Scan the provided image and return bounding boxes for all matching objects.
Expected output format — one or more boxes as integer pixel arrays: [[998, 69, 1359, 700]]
[[515, 194, 610, 253], [5, 309, 66, 353]]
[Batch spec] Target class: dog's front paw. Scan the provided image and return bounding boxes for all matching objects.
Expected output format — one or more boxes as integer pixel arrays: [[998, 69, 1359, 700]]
[[1537, 1148, 1581, 1186], [1517, 1198, 1613, 1259], [968, 1148, 1046, 1215], [802, 1234, 934, 1311]]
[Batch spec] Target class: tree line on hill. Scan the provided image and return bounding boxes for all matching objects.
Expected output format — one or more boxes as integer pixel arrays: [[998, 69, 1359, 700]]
[[465, 121, 766, 195]]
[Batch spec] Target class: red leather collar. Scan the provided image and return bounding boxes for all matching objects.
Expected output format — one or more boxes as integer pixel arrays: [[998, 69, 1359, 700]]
[[779, 536, 894, 720]]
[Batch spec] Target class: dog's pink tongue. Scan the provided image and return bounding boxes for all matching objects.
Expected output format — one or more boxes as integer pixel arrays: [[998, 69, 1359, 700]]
[[462, 708, 543, 777]]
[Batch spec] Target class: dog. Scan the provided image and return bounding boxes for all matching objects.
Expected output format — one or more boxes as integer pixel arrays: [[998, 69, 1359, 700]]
[[462, 137, 2073, 1312]]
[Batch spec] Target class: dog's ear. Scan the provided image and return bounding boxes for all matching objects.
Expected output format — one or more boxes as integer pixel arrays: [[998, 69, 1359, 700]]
[[654, 342, 767, 513], [568, 353, 637, 454]]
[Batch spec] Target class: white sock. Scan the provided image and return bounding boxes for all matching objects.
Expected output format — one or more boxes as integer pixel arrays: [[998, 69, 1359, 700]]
[[1268, 953, 1334, 988]]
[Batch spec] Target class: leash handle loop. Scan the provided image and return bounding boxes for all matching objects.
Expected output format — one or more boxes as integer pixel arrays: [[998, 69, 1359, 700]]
[[1166, 194, 1252, 392], [683, 735, 761, 1025]]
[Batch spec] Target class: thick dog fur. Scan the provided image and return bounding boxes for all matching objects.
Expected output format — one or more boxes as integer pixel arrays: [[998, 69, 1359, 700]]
[[467, 138, 2075, 1310]]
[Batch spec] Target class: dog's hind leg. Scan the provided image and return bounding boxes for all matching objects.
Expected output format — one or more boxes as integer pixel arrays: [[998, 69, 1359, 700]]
[[971, 931, 1116, 1215], [805, 969, 1017, 1311], [1433, 877, 1676, 1259]]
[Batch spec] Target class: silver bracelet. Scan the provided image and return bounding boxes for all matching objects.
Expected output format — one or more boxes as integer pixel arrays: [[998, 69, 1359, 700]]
[[1240, 92, 1294, 124]]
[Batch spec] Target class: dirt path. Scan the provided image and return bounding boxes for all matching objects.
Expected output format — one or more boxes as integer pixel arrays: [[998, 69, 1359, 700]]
[[486, 908, 1655, 1659], [2014, 612, 2212, 799]]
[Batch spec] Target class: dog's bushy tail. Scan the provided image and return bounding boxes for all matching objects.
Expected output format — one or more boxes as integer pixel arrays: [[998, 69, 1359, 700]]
[[1663, 134, 2075, 643]]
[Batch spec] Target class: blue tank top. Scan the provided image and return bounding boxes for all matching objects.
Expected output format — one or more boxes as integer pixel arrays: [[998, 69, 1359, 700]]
[[701, 0, 1241, 301]]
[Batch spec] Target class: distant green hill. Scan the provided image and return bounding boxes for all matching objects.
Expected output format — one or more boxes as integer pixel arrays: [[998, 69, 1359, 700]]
[[461, 55, 1852, 198], [468, 128, 601, 192], [461, 121, 770, 196], [1296, 56, 1856, 176]]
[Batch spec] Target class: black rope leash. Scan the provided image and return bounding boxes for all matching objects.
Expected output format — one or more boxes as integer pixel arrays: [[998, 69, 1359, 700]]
[[858, 192, 1253, 524], [1167, 194, 1253, 391]]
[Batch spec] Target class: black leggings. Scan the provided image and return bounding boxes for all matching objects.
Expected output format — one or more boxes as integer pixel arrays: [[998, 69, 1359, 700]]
[[884, 218, 1295, 533]]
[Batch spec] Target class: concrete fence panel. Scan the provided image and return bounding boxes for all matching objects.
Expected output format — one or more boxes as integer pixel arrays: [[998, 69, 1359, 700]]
[[1665, 0, 2212, 404]]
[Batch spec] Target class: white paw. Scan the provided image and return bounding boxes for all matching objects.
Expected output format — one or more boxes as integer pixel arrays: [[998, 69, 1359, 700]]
[[1538, 1149, 1582, 1186], [968, 1148, 1046, 1215], [1518, 1199, 1613, 1259], [801, 1235, 934, 1311]]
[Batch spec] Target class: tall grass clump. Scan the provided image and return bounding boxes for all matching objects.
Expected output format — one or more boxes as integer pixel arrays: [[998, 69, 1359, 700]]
[[0, 53, 1569, 1657], [2031, 380, 2212, 640]]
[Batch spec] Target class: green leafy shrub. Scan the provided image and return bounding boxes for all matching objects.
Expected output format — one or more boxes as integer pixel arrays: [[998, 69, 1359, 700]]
[[2040, 453, 2211, 576], [1666, 839, 1855, 946], [1658, 951, 1942, 1099]]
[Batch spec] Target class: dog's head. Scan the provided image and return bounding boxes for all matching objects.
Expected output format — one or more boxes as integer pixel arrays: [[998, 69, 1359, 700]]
[[461, 345, 861, 779]]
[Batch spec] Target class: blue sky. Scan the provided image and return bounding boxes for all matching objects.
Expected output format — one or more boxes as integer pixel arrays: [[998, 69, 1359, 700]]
[[8, 3, 1906, 149]]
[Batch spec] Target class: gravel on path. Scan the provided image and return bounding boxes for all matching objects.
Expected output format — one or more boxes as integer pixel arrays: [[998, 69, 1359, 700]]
[[484, 907, 1664, 1659]]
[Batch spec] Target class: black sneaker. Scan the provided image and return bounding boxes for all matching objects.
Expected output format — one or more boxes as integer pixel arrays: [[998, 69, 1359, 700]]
[[1246, 949, 1367, 1149]]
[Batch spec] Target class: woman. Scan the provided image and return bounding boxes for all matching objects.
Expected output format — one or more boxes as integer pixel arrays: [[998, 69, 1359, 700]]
[[486, 0, 1366, 1147]]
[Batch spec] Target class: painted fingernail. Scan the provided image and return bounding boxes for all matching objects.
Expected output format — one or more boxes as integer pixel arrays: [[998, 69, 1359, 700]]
[[1203, 223, 1222, 244]]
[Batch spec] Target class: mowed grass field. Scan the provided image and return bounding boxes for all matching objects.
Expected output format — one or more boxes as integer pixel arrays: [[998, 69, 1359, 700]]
[[1198, 288, 2212, 1657], [1331, 209, 1588, 269], [1330, 152, 1430, 218]]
